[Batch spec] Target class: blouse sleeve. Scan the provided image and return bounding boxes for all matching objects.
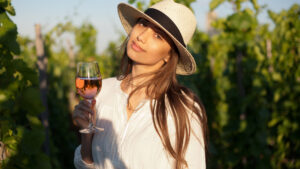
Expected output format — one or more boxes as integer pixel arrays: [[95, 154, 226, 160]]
[[74, 145, 96, 169], [185, 114, 206, 169]]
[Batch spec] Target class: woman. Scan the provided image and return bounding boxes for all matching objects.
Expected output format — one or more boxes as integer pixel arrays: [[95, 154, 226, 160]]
[[73, 0, 208, 169]]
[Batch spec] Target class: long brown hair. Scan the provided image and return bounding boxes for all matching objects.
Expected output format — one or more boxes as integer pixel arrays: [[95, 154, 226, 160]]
[[117, 37, 208, 169]]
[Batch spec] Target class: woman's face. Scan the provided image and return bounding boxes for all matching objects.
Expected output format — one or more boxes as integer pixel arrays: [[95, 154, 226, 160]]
[[127, 19, 172, 71]]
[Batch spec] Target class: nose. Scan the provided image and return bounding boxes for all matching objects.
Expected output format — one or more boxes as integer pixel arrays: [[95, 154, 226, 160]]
[[136, 27, 151, 43]]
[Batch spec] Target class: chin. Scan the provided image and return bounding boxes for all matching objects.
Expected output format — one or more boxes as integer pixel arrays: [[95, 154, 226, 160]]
[[127, 47, 140, 63]]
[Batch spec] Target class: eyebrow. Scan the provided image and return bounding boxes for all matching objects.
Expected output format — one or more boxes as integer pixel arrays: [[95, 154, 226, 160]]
[[138, 18, 166, 36], [137, 18, 175, 46]]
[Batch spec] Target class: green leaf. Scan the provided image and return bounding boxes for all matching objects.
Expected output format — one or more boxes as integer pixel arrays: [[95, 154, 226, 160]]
[[0, 11, 20, 54], [20, 87, 45, 115], [250, 0, 260, 11], [26, 114, 43, 129], [272, 72, 282, 81], [128, 0, 136, 4], [226, 11, 256, 32], [239, 120, 247, 132], [175, 0, 196, 8], [3, 135, 17, 145], [33, 153, 52, 169], [268, 117, 280, 127], [5, 4, 15, 16], [21, 129, 45, 155], [0, 0, 9, 9], [1, 0, 16, 16], [0, 66, 6, 74], [210, 0, 225, 11], [268, 10, 278, 23]]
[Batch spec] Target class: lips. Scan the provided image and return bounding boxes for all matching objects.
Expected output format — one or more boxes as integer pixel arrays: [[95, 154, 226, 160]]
[[131, 41, 145, 52]]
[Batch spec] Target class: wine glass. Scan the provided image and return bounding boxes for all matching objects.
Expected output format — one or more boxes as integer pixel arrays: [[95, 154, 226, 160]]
[[75, 61, 104, 133]]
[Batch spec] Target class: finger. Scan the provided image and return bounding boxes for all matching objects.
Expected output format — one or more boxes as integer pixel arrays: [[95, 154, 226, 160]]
[[73, 109, 89, 121], [81, 100, 96, 116], [78, 105, 94, 115], [73, 116, 89, 129], [76, 101, 93, 113], [80, 100, 92, 108], [73, 112, 90, 130], [74, 104, 89, 118], [91, 99, 96, 107]]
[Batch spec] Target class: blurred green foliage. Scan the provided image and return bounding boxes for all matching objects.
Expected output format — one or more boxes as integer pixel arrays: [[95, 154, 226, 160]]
[[1, 0, 299, 168], [0, 0, 51, 168], [187, 0, 300, 168]]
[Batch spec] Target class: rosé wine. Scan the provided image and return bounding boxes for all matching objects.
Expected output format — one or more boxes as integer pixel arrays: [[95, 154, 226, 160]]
[[75, 77, 102, 99]]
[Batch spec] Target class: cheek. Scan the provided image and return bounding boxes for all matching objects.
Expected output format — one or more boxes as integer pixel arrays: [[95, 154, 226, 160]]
[[149, 43, 171, 60]]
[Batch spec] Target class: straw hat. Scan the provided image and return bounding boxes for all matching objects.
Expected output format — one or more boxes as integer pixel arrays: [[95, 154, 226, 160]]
[[118, 0, 197, 75]]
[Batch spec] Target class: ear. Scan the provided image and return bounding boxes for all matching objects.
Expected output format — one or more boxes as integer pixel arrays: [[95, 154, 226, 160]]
[[164, 50, 172, 63]]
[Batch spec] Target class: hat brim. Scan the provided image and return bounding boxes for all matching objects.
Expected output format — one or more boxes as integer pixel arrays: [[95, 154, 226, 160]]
[[118, 3, 196, 75]]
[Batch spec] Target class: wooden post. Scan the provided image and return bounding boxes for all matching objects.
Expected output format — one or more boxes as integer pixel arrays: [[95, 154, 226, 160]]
[[35, 24, 50, 155], [0, 141, 6, 163], [237, 52, 246, 120], [237, 52, 245, 98], [67, 39, 77, 112]]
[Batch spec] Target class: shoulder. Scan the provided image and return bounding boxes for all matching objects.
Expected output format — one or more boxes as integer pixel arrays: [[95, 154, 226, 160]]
[[96, 77, 121, 100], [102, 77, 119, 85], [102, 77, 120, 90]]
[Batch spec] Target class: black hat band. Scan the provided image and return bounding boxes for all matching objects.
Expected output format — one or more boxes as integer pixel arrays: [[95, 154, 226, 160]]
[[145, 8, 186, 48]]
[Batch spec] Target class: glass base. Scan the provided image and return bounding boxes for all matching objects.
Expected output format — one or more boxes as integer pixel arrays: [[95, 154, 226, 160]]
[[79, 123, 104, 134]]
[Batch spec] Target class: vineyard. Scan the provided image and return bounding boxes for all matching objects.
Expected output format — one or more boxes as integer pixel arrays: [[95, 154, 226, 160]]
[[1, 0, 299, 169]]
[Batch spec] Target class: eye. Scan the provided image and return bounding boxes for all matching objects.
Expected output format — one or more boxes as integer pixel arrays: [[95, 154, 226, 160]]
[[154, 33, 163, 40], [139, 22, 145, 27], [137, 19, 151, 27]]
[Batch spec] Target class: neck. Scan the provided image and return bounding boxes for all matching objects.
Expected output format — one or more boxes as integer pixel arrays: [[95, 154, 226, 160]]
[[131, 61, 164, 82], [131, 64, 149, 86], [121, 61, 163, 96], [120, 66, 149, 96]]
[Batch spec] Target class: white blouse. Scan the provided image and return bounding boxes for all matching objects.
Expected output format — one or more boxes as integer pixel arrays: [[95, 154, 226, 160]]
[[74, 77, 206, 169]]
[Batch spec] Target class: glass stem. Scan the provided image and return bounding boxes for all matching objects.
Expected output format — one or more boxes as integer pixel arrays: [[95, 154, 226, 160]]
[[87, 99, 93, 127]]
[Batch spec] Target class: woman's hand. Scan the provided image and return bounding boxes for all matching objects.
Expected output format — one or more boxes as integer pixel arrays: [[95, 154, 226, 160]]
[[72, 99, 96, 130], [73, 99, 96, 164]]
